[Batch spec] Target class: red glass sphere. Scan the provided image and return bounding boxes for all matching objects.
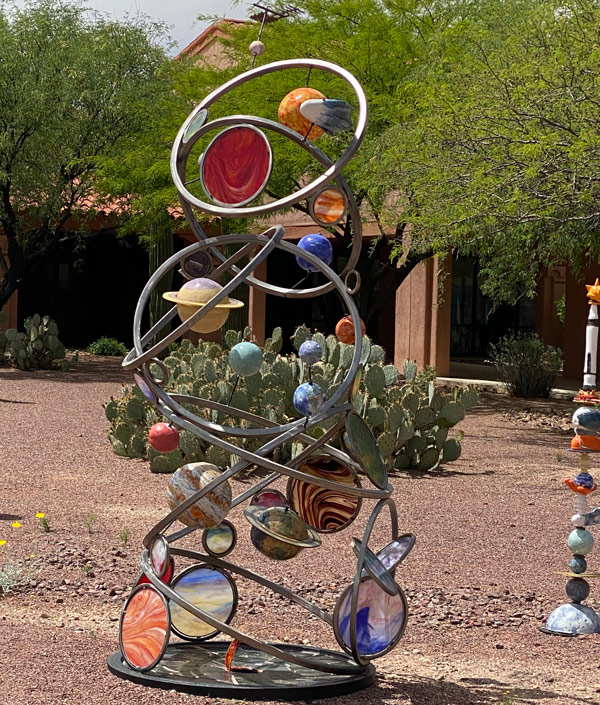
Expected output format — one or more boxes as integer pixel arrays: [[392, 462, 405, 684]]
[[148, 423, 180, 453]]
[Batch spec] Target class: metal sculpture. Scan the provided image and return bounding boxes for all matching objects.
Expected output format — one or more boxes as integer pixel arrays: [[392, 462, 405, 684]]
[[107, 57, 414, 698]]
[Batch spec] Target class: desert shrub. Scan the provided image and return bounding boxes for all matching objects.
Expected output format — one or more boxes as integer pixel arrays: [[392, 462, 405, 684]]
[[491, 332, 562, 398], [88, 337, 128, 356], [0, 561, 29, 595], [105, 326, 478, 473]]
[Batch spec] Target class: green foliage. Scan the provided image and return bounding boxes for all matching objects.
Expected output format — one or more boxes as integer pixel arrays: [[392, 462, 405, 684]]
[[87, 337, 128, 356], [0, 0, 174, 309], [84, 514, 98, 535], [0, 314, 76, 370], [118, 527, 131, 547], [105, 326, 477, 473], [86, 0, 600, 313], [491, 332, 562, 398], [555, 294, 566, 325], [403, 360, 418, 382], [218, 0, 600, 303], [378, 0, 600, 301]]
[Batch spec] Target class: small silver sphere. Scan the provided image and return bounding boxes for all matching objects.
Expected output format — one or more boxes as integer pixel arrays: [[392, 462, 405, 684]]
[[249, 40, 265, 57]]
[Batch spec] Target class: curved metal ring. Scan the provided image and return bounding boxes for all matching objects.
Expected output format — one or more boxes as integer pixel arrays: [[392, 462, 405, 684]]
[[144, 358, 168, 386], [171, 58, 368, 219], [344, 269, 361, 295], [143, 405, 393, 550], [168, 563, 238, 642], [286, 454, 363, 535], [333, 498, 406, 666], [201, 519, 237, 558], [178, 147, 362, 301], [309, 185, 349, 228], [123, 227, 284, 372], [119, 584, 171, 673], [127, 233, 364, 425], [197, 124, 273, 208]]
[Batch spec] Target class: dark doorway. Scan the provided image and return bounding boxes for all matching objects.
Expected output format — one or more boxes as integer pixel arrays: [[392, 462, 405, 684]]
[[18, 234, 149, 348], [450, 256, 535, 358]]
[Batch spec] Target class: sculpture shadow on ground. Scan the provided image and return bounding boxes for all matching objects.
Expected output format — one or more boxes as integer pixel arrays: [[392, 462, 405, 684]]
[[352, 673, 596, 705]]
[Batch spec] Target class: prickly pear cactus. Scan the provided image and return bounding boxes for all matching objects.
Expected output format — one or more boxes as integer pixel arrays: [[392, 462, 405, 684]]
[[0, 314, 76, 370], [106, 327, 478, 474]]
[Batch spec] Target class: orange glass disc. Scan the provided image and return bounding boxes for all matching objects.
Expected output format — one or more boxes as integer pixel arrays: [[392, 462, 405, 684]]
[[120, 585, 169, 671], [311, 187, 346, 225], [572, 435, 600, 452]]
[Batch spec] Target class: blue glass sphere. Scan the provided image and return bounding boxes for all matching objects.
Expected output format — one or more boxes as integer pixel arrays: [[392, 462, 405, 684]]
[[228, 342, 263, 377], [298, 340, 323, 366], [573, 472, 595, 490], [293, 382, 326, 417], [295, 234, 333, 272]]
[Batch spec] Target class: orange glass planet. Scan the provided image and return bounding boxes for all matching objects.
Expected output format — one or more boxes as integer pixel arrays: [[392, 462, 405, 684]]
[[278, 87, 325, 139], [335, 315, 366, 344]]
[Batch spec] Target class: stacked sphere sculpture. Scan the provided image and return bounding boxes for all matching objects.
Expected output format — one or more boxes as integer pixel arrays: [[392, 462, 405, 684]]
[[109, 57, 415, 699], [544, 281, 600, 636]]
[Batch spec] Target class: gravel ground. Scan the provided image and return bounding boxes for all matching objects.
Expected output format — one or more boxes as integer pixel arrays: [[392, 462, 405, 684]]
[[1, 359, 600, 705]]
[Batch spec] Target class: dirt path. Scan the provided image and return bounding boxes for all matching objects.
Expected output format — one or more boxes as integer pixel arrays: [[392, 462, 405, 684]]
[[0, 360, 599, 705]]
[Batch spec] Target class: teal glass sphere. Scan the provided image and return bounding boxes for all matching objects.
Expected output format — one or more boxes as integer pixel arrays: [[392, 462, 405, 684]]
[[228, 342, 263, 377], [567, 528, 594, 555]]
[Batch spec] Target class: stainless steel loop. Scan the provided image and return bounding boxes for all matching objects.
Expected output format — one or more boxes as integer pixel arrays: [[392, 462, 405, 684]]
[[144, 358, 168, 386], [344, 269, 361, 295], [171, 59, 368, 219]]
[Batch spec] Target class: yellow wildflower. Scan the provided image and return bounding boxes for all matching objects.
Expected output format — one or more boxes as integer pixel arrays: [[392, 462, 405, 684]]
[[35, 512, 45, 519], [11, 521, 21, 528], [0, 540, 6, 546]]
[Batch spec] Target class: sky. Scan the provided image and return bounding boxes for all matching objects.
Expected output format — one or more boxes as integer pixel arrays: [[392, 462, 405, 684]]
[[12, 1, 256, 54]]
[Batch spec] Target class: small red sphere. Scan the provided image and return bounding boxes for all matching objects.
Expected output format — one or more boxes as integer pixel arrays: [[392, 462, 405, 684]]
[[148, 423, 180, 453], [335, 315, 366, 344]]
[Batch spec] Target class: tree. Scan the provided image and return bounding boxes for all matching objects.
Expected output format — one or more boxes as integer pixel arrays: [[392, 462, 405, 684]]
[[107, 0, 600, 329], [0, 0, 173, 309], [373, 0, 600, 302], [103, 0, 443, 337], [228, 0, 600, 306]]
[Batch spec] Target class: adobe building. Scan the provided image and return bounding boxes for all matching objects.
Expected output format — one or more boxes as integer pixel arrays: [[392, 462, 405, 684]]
[[0, 20, 588, 383]]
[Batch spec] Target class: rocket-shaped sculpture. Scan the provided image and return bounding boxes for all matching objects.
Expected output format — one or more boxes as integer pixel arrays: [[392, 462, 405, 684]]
[[574, 279, 600, 403], [583, 303, 599, 390]]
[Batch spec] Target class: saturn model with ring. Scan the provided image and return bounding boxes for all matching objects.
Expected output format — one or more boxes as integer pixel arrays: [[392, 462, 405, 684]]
[[107, 54, 416, 701]]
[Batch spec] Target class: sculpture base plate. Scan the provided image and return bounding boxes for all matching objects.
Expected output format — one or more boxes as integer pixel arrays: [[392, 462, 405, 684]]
[[107, 642, 376, 700]]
